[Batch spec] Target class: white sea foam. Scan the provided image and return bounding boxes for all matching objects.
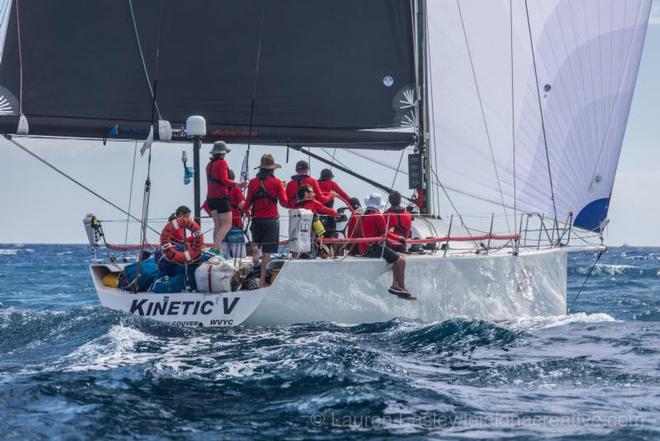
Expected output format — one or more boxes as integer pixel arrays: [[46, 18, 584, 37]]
[[505, 312, 616, 331], [592, 263, 636, 275], [0, 248, 34, 255], [64, 324, 155, 372]]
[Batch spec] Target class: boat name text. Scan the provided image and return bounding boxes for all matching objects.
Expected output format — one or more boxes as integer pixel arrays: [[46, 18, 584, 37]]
[[129, 298, 240, 316]]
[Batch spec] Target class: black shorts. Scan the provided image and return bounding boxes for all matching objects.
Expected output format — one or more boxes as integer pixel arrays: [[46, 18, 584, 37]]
[[207, 197, 231, 213], [320, 216, 338, 238], [250, 218, 280, 254], [365, 243, 400, 264]]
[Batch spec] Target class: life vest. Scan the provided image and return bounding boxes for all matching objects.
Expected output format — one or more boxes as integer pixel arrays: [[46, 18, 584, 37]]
[[160, 216, 204, 264], [206, 159, 231, 196], [318, 178, 335, 209], [254, 175, 278, 203], [386, 207, 408, 237]]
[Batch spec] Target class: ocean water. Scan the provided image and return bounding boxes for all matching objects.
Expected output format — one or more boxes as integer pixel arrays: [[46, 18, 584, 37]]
[[0, 244, 658, 440]]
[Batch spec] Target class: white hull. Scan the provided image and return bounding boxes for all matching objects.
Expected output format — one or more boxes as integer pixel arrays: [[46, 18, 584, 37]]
[[92, 247, 567, 327]]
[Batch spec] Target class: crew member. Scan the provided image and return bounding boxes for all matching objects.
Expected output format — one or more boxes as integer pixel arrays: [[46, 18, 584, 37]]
[[222, 169, 249, 258], [240, 154, 288, 288], [296, 184, 340, 217], [167, 205, 193, 243], [295, 184, 339, 258], [358, 193, 413, 299], [346, 198, 364, 256], [285, 160, 334, 208], [205, 141, 246, 252], [227, 169, 249, 229], [318, 168, 351, 239], [384, 191, 413, 252]]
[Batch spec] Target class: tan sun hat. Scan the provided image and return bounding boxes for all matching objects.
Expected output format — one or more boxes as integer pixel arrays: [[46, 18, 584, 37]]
[[254, 154, 281, 170]]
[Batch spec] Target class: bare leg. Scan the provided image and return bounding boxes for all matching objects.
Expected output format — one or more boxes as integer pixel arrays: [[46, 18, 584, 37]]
[[260, 253, 271, 288], [252, 243, 260, 264], [211, 210, 222, 249], [212, 211, 233, 251], [392, 255, 406, 290]]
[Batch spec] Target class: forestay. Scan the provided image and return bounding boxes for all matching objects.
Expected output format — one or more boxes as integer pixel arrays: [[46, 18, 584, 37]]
[[0, 0, 416, 148], [426, 0, 651, 231]]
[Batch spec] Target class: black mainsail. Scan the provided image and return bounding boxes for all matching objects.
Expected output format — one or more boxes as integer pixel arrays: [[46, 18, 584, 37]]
[[0, 0, 416, 149]]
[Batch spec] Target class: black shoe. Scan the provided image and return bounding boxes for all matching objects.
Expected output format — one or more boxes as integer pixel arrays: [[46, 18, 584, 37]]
[[388, 287, 416, 300]]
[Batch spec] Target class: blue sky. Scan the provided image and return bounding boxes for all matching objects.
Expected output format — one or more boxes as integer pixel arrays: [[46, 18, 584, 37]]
[[1, 4, 659, 245]]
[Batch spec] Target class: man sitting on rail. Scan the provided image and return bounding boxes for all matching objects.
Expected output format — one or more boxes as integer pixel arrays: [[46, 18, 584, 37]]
[[384, 191, 413, 253], [358, 193, 413, 299]]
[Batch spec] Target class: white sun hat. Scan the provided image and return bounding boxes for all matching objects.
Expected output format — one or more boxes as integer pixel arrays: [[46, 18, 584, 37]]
[[364, 193, 386, 211]]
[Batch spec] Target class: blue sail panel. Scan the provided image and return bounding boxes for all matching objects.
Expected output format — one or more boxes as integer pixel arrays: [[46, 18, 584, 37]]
[[574, 198, 610, 232]]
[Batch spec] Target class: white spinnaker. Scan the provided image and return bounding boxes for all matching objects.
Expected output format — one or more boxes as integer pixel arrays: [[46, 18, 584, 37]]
[[427, 0, 651, 230], [0, 0, 12, 64]]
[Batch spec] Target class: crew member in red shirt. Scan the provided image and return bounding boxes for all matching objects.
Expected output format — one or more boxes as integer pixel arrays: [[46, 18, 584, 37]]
[[296, 184, 340, 217], [240, 154, 288, 288], [296, 184, 340, 258], [227, 169, 249, 229], [166, 205, 194, 244], [285, 160, 334, 208], [384, 191, 413, 252], [358, 193, 413, 299], [205, 141, 246, 252], [346, 198, 364, 256], [318, 168, 351, 239]]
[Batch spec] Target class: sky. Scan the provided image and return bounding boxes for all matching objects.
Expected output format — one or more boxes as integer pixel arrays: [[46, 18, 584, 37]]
[[1, 3, 660, 246]]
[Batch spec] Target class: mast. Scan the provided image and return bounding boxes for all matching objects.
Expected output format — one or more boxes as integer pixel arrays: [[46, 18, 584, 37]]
[[192, 136, 202, 226], [186, 116, 207, 226], [416, 0, 432, 215]]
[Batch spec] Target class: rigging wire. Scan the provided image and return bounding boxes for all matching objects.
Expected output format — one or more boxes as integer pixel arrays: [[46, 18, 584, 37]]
[[244, 1, 267, 183], [132, 0, 165, 291], [128, 0, 161, 119], [429, 168, 479, 247], [524, 0, 559, 234], [571, 247, 606, 304], [4, 136, 160, 235], [456, 0, 511, 233], [320, 148, 350, 170], [329, 148, 337, 172], [390, 149, 406, 190], [122, 141, 139, 259]]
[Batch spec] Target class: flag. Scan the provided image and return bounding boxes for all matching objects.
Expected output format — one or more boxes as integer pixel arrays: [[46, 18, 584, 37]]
[[140, 125, 154, 156], [183, 165, 194, 185], [240, 148, 250, 182]]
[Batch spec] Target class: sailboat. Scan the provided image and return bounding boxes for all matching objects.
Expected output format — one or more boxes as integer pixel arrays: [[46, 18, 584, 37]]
[[0, 0, 652, 326]]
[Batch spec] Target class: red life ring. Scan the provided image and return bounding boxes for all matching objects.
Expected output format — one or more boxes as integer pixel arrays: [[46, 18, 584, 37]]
[[159, 216, 204, 264]]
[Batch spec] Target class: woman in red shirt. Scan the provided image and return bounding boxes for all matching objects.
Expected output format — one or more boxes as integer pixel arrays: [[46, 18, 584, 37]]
[[205, 141, 246, 252], [296, 184, 340, 217], [227, 169, 249, 229]]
